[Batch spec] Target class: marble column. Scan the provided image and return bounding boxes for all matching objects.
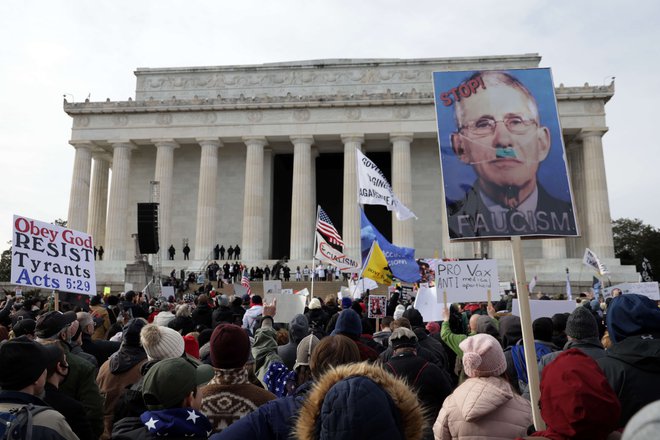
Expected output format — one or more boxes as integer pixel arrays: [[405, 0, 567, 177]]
[[341, 134, 364, 261], [263, 148, 274, 259], [153, 139, 180, 261], [542, 238, 567, 259], [580, 129, 615, 258], [242, 136, 267, 260], [390, 133, 414, 248], [290, 136, 315, 260], [566, 142, 587, 258], [87, 153, 110, 248], [67, 141, 93, 233], [311, 146, 319, 237], [105, 141, 134, 261], [194, 138, 222, 260]]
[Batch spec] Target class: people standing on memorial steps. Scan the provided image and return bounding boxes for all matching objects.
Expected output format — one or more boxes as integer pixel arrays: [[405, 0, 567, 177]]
[[227, 246, 234, 260], [183, 244, 191, 260], [168, 244, 175, 260]]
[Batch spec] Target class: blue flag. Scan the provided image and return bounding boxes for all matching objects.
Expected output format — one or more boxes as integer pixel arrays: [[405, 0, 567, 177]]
[[360, 209, 420, 283]]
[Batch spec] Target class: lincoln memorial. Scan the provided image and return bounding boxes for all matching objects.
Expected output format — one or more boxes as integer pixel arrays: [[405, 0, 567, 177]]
[[63, 54, 637, 285]]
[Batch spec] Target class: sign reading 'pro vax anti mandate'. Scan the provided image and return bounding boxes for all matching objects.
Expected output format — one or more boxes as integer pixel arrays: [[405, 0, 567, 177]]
[[435, 259, 499, 303], [11, 215, 96, 295]]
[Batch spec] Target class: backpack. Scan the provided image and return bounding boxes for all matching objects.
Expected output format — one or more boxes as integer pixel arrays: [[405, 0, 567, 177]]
[[0, 403, 48, 440], [511, 341, 554, 387]]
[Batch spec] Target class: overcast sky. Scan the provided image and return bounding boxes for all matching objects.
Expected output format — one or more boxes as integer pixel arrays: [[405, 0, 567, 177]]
[[1, 0, 658, 248]]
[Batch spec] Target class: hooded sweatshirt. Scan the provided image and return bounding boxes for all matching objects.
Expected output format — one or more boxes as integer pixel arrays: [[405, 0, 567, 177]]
[[523, 349, 621, 440]]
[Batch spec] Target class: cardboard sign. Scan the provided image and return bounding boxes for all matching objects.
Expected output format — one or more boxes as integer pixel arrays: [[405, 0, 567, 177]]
[[414, 286, 444, 322], [264, 293, 306, 323], [11, 215, 96, 296], [161, 286, 175, 298], [511, 299, 576, 321], [368, 295, 387, 319], [281, 288, 293, 295], [435, 259, 499, 303], [603, 282, 660, 300], [263, 280, 282, 295]]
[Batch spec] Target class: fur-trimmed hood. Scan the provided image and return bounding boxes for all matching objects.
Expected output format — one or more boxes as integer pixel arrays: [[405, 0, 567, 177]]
[[295, 362, 426, 440]]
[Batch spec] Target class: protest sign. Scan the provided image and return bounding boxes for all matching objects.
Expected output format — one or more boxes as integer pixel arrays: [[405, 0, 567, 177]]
[[264, 293, 306, 323], [603, 282, 660, 300], [263, 280, 282, 295], [103, 286, 111, 295], [356, 149, 416, 220], [281, 289, 293, 295], [414, 286, 444, 322], [368, 295, 386, 319], [435, 259, 498, 303], [511, 299, 576, 321], [161, 286, 175, 298], [233, 283, 248, 297], [433, 68, 578, 240], [583, 248, 609, 275], [11, 215, 96, 296], [315, 232, 360, 272]]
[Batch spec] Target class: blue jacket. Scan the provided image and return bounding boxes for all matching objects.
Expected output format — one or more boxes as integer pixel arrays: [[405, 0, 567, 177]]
[[210, 381, 312, 440]]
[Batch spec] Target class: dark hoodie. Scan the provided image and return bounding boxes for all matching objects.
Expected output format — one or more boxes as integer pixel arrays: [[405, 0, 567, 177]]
[[403, 308, 449, 371], [522, 349, 620, 440], [277, 314, 309, 370]]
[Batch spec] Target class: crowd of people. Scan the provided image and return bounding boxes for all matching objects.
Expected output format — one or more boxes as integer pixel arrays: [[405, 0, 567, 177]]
[[0, 286, 659, 439]]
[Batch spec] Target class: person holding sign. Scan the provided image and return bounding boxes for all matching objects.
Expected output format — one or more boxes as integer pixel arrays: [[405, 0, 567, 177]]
[[441, 70, 577, 238]]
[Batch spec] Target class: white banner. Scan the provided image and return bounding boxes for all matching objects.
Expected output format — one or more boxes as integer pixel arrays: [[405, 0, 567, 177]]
[[512, 299, 576, 321], [315, 232, 360, 272], [435, 259, 499, 303], [11, 215, 96, 296], [356, 148, 417, 220], [583, 248, 609, 275], [263, 280, 282, 295], [603, 282, 660, 300]]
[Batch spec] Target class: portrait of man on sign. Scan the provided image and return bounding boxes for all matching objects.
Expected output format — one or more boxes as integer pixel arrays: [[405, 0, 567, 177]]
[[433, 68, 578, 239]]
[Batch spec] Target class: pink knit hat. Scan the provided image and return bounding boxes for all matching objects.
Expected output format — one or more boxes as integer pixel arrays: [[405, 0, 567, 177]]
[[459, 333, 507, 378]]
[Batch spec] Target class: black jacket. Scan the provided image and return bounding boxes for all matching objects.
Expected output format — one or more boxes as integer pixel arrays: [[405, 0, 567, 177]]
[[44, 383, 94, 440], [597, 333, 660, 426], [192, 302, 213, 330]]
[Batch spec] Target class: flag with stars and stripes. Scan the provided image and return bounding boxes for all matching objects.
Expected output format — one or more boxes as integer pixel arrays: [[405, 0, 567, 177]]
[[241, 270, 252, 296], [317, 206, 345, 248]]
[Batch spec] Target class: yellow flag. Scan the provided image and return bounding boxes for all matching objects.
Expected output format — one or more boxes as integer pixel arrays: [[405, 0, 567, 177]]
[[363, 241, 395, 286]]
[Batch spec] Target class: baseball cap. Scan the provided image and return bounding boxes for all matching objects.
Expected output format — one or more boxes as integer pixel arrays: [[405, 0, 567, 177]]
[[142, 357, 214, 409], [35, 311, 77, 339]]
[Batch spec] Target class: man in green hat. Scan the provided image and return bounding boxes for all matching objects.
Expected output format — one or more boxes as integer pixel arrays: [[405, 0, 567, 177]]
[[111, 357, 214, 439]]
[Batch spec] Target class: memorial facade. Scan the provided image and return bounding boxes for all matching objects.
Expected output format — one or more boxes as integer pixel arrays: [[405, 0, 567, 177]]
[[63, 54, 637, 284]]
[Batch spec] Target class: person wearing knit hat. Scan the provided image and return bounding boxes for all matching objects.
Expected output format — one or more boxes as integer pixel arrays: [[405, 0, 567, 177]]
[[597, 294, 660, 426], [277, 314, 310, 370], [522, 349, 621, 440], [184, 334, 200, 359], [0, 338, 80, 440], [384, 328, 453, 439], [96, 318, 149, 439], [434, 334, 532, 439], [538, 305, 605, 378], [393, 304, 406, 320], [201, 324, 275, 433], [305, 298, 329, 338], [331, 309, 378, 362], [140, 324, 185, 361], [111, 357, 214, 439]]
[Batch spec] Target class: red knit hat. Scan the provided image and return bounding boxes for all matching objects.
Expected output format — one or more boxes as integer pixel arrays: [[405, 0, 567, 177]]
[[210, 324, 250, 369], [183, 334, 200, 359]]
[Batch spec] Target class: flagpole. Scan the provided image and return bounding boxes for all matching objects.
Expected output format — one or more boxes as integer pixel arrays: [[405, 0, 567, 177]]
[[311, 205, 321, 301]]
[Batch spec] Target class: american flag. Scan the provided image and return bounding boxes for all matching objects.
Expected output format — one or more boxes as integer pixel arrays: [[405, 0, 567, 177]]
[[241, 270, 252, 296], [317, 206, 344, 247]]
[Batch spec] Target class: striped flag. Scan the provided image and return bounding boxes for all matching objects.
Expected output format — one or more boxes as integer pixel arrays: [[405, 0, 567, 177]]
[[241, 270, 252, 296], [317, 206, 344, 247]]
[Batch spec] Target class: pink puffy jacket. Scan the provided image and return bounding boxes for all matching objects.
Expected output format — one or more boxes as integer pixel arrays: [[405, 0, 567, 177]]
[[434, 376, 532, 440]]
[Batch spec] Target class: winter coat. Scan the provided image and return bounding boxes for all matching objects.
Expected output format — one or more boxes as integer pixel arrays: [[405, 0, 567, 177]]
[[82, 332, 121, 366], [597, 334, 660, 426], [201, 366, 276, 433], [0, 391, 79, 440], [242, 305, 263, 334], [522, 349, 621, 440], [252, 326, 284, 383], [167, 315, 195, 335], [295, 362, 426, 440], [212, 307, 234, 327], [373, 329, 392, 348], [305, 309, 329, 335], [192, 302, 214, 330], [385, 351, 454, 439], [44, 382, 95, 440], [538, 337, 605, 375], [59, 343, 105, 440], [209, 381, 312, 440], [97, 345, 148, 440], [433, 376, 532, 440]]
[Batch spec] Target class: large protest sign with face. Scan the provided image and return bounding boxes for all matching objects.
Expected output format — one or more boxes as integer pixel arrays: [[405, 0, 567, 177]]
[[435, 259, 499, 303], [11, 215, 97, 295], [433, 68, 578, 240]]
